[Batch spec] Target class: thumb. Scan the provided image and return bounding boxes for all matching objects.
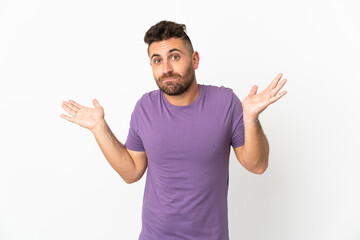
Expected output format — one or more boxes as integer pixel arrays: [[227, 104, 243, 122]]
[[92, 98, 101, 108], [249, 85, 258, 96]]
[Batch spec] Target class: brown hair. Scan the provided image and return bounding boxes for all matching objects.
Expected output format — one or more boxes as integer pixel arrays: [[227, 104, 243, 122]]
[[144, 20, 194, 53]]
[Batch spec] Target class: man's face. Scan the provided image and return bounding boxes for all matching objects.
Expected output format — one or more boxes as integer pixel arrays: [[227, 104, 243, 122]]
[[149, 38, 199, 96]]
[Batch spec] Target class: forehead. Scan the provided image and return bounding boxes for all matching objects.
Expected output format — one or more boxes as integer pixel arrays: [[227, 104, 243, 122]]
[[148, 38, 188, 56]]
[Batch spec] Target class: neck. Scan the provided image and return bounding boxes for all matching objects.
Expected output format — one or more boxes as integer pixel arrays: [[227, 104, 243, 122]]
[[163, 79, 199, 106]]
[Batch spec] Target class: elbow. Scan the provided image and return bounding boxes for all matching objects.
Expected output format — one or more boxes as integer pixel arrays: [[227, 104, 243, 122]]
[[124, 179, 134, 184], [248, 160, 268, 175], [252, 162, 268, 175], [123, 174, 142, 184], [118, 168, 142, 184], [120, 173, 137, 184], [123, 177, 139, 184], [253, 167, 267, 175]]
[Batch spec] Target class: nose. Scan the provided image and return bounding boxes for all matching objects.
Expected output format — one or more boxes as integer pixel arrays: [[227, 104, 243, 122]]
[[162, 59, 173, 74]]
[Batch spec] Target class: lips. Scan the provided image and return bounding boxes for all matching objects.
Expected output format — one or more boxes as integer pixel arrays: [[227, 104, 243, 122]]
[[160, 73, 181, 83], [163, 77, 178, 82]]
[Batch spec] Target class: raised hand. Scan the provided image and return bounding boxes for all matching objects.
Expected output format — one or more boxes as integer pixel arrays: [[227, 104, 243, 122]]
[[242, 73, 287, 121], [60, 99, 105, 131]]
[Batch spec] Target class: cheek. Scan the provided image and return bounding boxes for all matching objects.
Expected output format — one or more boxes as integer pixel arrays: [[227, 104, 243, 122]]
[[171, 64, 182, 75], [152, 68, 162, 80]]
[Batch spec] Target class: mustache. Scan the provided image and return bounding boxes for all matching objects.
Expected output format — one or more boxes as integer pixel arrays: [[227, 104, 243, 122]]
[[159, 73, 181, 81]]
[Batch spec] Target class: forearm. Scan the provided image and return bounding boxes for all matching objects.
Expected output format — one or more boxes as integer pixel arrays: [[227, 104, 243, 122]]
[[91, 120, 137, 183], [242, 117, 269, 174]]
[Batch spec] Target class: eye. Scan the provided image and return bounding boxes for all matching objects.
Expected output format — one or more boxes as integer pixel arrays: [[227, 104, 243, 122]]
[[153, 58, 161, 64], [171, 55, 180, 61]]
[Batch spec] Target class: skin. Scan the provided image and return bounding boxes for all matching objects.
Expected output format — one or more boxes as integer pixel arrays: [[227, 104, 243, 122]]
[[236, 73, 287, 174], [60, 37, 287, 183], [61, 99, 147, 183], [149, 37, 200, 106]]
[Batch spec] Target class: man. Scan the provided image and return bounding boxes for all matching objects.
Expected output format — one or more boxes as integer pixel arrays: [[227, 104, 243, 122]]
[[61, 20, 287, 240]]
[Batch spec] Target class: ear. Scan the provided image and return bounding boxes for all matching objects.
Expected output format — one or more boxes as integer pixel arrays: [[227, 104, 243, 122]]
[[192, 51, 200, 70]]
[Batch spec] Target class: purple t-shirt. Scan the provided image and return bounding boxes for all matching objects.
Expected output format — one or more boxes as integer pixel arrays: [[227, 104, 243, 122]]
[[125, 84, 245, 240]]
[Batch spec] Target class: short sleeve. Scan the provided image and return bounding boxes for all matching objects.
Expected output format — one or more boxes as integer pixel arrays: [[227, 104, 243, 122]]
[[230, 92, 245, 148], [124, 99, 145, 152]]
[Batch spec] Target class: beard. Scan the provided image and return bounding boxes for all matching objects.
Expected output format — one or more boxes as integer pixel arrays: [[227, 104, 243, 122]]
[[155, 64, 195, 96]]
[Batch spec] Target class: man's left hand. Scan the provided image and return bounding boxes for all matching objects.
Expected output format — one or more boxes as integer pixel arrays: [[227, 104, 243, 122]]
[[242, 73, 287, 122]]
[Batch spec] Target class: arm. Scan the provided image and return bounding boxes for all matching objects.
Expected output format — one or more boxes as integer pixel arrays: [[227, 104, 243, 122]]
[[234, 73, 287, 174], [234, 118, 269, 174], [61, 99, 147, 184]]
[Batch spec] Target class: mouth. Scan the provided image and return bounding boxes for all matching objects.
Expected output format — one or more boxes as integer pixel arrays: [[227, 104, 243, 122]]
[[162, 77, 178, 82]]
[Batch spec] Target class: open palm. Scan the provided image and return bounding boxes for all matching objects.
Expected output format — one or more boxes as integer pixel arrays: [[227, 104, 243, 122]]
[[61, 99, 104, 130], [242, 73, 287, 120]]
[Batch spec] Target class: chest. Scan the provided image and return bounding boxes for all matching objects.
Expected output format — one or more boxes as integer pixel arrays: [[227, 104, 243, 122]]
[[137, 108, 232, 170]]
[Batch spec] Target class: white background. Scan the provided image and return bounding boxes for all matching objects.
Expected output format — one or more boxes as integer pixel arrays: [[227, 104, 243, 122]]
[[1, 0, 359, 239]]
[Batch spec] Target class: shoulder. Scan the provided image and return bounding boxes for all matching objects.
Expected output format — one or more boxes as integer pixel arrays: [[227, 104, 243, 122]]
[[201, 84, 234, 93], [133, 89, 161, 110], [200, 84, 239, 104], [201, 84, 236, 97]]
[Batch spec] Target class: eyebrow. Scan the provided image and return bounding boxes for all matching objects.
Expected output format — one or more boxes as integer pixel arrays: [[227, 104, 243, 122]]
[[150, 48, 184, 60]]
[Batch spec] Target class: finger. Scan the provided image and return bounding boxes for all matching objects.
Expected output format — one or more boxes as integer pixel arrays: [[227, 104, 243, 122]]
[[63, 101, 79, 112], [249, 85, 258, 96], [271, 78, 287, 97], [269, 90, 287, 104], [267, 73, 283, 90], [92, 98, 101, 108], [61, 102, 78, 117], [60, 114, 78, 124], [69, 100, 84, 110]]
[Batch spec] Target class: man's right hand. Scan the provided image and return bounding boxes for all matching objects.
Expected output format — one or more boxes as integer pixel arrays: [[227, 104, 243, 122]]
[[60, 99, 105, 131], [60, 98, 148, 183]]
